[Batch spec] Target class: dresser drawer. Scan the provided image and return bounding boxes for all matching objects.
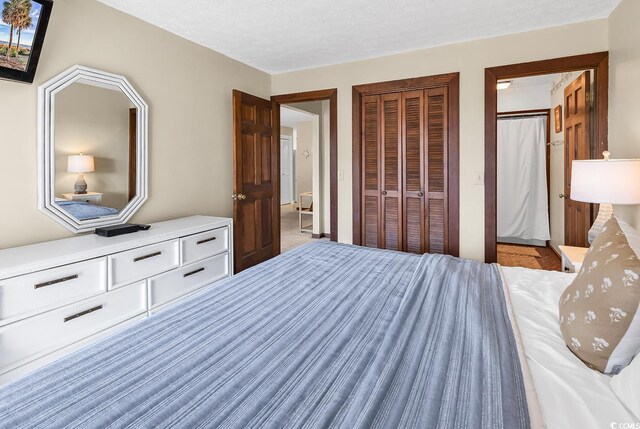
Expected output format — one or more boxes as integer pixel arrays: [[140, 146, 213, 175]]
[[109, 240, 179, 289], [0, 258, 108, 326], [180, 227, 229, 265], [148, 253, 229, 309], [0, 282, 146, 374]]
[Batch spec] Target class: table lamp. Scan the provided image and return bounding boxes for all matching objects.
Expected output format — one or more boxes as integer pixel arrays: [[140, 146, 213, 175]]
[[571, 151, 640, 243], [67, 154, 95, 194]]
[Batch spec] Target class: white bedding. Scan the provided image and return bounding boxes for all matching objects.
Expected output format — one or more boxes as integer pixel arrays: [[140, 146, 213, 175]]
[[501, 266, 638, 429]]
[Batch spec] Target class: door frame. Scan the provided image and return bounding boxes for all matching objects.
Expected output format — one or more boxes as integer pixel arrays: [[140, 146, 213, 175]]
[[271, 89, 338, 242], [485, 51, 609, 263], [279, 135, 294, 205], [351, 73, 460, 256]]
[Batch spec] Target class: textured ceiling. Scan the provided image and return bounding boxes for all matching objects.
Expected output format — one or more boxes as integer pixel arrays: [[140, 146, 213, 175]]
[[97, 0, 621, 74]]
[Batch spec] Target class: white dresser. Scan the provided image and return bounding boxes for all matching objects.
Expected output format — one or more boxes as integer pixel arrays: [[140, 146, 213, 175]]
[[0, 216, 233, 385]]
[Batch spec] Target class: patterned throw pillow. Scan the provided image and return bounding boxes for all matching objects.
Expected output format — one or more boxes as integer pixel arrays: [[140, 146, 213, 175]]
[[559, 216, 640, 374]]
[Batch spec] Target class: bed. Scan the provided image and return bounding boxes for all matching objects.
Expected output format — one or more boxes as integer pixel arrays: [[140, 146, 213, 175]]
[[501, 267, 639, 428], [0, 242, 635, 428], [56, 201, 119, 220]]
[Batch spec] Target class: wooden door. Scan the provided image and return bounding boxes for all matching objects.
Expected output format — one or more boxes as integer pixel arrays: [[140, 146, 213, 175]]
[[564, 71, 592, 247], [381, 93, 403, 251], [402, 90, 426, 254], [361, 95, 382, 248], [359, 87, 450, 255], [424, 87, 449, 254], [232, 90, 279, 273]]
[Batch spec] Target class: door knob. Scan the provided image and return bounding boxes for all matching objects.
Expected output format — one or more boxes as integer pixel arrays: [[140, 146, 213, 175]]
[[381, 190, 387, 196], [232, 193, 247, 201], [418, 191, 424, 197], [559, 193, 568, 199]]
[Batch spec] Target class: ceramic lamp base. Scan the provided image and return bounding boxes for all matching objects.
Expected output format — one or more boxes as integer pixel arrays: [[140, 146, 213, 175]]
[[74, 174, 88, 194], [588, 203, 613, 244]]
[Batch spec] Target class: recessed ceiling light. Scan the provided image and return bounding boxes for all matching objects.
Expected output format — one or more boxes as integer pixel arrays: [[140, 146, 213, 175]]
[[497, 81, 512, 90]]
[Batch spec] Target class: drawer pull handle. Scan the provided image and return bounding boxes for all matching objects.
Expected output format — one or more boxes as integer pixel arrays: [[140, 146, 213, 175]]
[[34, 274, 79, 289], [196, 237, 217, 245], [64, 305, 103, 323], [134, 251, 162, 262], [184, 268, 205, 278]]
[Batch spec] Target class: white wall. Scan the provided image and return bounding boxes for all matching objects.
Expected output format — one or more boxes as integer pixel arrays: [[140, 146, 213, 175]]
[[54, 83, 132, 210], [285, 101, 331, 235], [272, 20, 608, 260], [609, 0, 640, 228], [1, 0, 626, 258], [497, 84, 552, 112], [295, 121, 314, 197], [0, 0, 270, 249]]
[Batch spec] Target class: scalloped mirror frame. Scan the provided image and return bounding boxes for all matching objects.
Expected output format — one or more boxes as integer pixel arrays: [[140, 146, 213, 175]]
[[38, 65, 149, 233]]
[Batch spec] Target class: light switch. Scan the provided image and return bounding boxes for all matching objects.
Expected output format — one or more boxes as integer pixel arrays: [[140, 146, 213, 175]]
[[474, 171, 484, 185]]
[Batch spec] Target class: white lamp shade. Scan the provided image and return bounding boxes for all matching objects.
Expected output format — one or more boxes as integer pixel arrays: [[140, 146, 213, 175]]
[[571, 159, 640, 204], [67, 155, 95, 174]]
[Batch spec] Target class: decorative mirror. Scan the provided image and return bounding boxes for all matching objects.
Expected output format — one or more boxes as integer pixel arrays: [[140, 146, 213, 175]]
[[38, 65, 148, 233]]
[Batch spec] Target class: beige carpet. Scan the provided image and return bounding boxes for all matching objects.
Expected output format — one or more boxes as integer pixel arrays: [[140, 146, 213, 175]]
[[281, 204, 322, 252]]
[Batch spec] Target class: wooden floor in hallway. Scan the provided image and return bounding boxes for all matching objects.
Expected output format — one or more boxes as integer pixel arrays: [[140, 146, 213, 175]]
[[497, 243, 562, 271]]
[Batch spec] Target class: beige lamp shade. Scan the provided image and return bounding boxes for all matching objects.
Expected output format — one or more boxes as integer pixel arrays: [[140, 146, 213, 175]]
[[67, 155, 95, 174], [571, 158, 640, 204]]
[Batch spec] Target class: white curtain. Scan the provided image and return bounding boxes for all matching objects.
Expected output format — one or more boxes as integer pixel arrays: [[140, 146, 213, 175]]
[[497, 116, 551, 242]]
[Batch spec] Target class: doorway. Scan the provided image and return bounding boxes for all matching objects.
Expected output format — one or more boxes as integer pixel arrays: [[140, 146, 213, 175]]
[[272, 89, 338, 247], [232, 89, 337, 273], [279, 104, 324, 252], [485, 52, 609, 265]]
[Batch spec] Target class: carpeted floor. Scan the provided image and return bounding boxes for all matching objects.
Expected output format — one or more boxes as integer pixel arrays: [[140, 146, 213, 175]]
[[497, 243, 561, 271], [281, 204, 325, 252]]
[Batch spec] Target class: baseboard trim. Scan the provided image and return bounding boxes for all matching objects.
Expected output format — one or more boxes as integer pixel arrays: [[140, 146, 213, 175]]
[[548, 244, 561, 260]]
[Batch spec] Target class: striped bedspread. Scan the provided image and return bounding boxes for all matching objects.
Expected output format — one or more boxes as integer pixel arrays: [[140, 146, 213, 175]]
[[0, 242, 529, 428]]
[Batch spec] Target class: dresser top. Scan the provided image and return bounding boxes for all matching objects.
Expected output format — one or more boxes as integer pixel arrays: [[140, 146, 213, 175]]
[[0, 216, 232, 280]]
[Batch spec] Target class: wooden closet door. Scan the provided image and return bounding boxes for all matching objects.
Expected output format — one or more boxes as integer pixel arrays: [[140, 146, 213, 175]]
[[381, 93, 403, 250], [425, 87, 448, 254], [361, 95, 381, 248], [402, 90, 426, 254]]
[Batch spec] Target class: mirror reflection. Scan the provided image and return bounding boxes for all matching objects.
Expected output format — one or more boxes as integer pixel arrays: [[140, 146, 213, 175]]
[[53, 81, 137, 221]]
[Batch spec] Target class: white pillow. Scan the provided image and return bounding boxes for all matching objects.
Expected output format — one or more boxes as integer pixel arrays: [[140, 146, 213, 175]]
[[611, 354, 640, 420]]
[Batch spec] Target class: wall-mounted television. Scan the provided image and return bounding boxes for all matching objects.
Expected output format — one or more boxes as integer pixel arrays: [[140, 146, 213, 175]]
[[0, 0, 53, 84]]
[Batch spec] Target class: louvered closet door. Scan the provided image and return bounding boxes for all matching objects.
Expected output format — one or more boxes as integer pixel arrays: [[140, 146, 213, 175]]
[[359, 86, 450, 255], [381, 93, 403, 250], [361, 95, 381, 248], [402, 90, 426, 254], [425, 87, 448, 254]]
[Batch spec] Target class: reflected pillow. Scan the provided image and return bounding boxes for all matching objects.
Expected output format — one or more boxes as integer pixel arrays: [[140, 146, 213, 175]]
[[559, 216, 640, 374]]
